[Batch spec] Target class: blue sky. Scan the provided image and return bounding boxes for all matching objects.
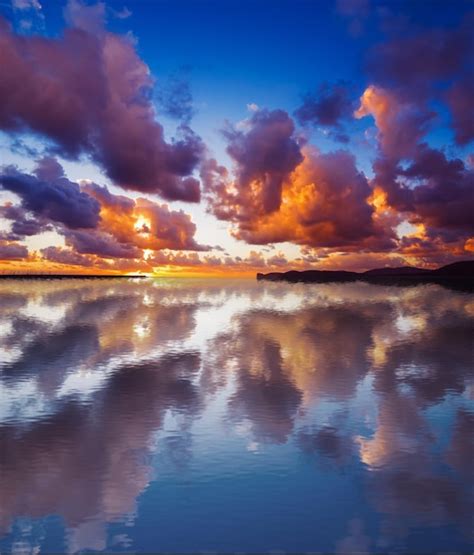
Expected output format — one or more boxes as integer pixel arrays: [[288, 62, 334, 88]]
[[0, 0, 472, 273]]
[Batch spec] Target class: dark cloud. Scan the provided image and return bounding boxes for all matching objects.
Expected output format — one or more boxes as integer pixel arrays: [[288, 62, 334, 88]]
[[33, 156, 65, 181], [365, 14, 474, 147], [447, 76, 474, 145], [375, 144, 474, 235], [366, 21, 473, 93], [0, 203, 52, 238], [221, 109, 303, 215], [0, 158, 207, 264], [295, 82, 353, 130], [0, 163, 101, 230], [41, 246, 94, 267], [0, 241, 28, 260], [0, 7, 204, 201], [64, 229, 142, 259], [355, 17, 474, 259]]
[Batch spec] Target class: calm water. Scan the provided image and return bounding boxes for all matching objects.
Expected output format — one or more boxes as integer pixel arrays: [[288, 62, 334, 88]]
[[0, 278, 472, 554]]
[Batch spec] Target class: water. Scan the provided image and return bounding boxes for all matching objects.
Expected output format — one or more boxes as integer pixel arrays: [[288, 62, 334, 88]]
[[0, 278, 472, 554]]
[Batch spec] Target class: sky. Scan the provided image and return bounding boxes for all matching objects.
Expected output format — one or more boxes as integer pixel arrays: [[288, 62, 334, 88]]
[[0, 0, 473, 275]]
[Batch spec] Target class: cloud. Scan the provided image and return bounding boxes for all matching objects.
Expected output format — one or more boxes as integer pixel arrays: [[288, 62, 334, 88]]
[[206, 143, 391, 251], [0, 162, 101, 229], [63, 229, 142, 259], [156, 72, 196, 124], [0, 157, 208, 267], [355, 85, 434, 159], [83, 181, 208, 252], [295, 82, 353, 132], [365, 14, 474, 147], [447, 76, 474, 146], [365, 19, 473, 93], [366, 136, 474, 248], [356, 81, 474, 257], [0, 240, 28, 260], [10, 0, 44, 31], [336, 0, 370, 37], [0, 2, 204, 201], [217, 108, 304, 215], [63, 0, 105, 34], [110, 6, 132, 20], [12, 0, 42, 10], [0, 202, 52, 239], [41, 246, 94, 267]]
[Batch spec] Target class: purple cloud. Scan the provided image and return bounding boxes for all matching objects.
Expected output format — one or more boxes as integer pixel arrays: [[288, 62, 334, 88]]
[[0, 6, 204, 202], [0, 161, 101, 230]]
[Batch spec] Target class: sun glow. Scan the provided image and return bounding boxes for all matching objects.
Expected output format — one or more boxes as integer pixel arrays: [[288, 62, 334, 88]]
[[134, 215, 151, 234]]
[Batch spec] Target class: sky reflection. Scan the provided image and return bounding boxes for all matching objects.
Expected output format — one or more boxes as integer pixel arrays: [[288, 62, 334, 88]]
[[0, 278, 473, 553]]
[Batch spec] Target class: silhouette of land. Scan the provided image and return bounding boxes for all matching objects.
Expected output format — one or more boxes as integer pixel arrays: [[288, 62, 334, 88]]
[[257, 261, 474, 291], [0, 274, 147, 280]]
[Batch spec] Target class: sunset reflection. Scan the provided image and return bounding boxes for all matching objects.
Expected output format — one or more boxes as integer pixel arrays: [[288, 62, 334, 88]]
[[0, 278, 472, 553]]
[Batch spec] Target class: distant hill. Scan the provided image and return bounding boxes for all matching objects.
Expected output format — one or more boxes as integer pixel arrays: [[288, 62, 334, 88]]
[[362, 266, 430, 276], [431, 261, 474, 277], [257, 260, 474, 287]]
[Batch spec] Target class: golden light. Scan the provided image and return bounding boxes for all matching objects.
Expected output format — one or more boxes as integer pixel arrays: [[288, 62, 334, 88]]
[[134, 215, 151, 234], [368, 187, 388, 211]]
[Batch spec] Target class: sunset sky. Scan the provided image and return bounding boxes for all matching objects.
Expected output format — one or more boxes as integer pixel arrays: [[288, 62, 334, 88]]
[[0, 0, 473, 275]]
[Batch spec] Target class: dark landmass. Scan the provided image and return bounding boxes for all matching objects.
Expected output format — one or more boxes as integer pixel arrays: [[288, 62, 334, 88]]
[[257, 261, 474, 292], [0, 274, 147, 280]]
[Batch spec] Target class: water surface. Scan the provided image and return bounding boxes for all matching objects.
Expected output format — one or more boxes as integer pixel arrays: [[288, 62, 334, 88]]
[[0, 278, 473, 553]]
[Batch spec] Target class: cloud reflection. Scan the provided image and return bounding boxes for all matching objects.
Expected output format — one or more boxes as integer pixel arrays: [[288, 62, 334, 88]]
[[0, 278, 472, 552]]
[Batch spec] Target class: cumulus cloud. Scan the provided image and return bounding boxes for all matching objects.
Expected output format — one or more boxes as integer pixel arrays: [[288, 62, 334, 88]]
[[217, 109, 304, 215], [206, 141, 392, 251], [365, 14, 474, 147], [0, 162, 101, 229], [356, 82, 474, 255], [447, 76, 474, 146], [41, 246, 94, 267], [0, 203, 52, 239], [0, 2, 204, 201], [63, 229, 142, 259], [379, 144, 474, 234], [110, 6, 132, 20], [353, 7, 474, 265], [354, 85, 434, 159], [295, 82, 353, 139], [1, 2, 472, 273], [365, 19, 473, 93], [83, 182, 208, 252], [0, 158, 208, 268], [0, 240, 29, 260]]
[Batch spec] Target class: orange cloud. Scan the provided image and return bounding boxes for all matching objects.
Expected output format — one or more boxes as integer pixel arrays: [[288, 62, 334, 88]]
[[82, 182, 207, 252], [207, 145, 394, 252], [355, 85, 433, 159]]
